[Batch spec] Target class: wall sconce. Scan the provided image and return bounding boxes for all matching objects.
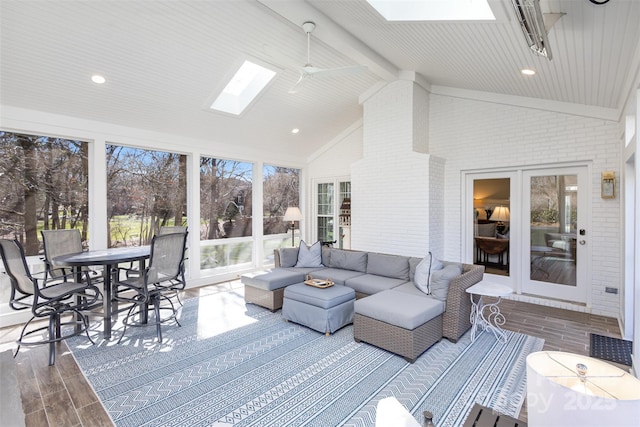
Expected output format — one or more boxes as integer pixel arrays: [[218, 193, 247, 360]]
[[283, 207, 302, 247], [527, 351, 640, 426], [601, 171, 615, 199], [489, 206, 510, 234]]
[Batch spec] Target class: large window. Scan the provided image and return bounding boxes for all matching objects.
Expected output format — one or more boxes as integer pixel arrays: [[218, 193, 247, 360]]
[[0, 131, 89, 255], [262, 165, 300, 235], [106, 145, 187, 247], [262, 165, 300, 259], [200, 157, 253, 271]]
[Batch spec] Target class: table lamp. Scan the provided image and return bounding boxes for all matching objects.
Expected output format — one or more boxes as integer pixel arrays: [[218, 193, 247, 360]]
[[283, 207, 302, 246], [526, 351, 640, 426], [489, 206, 510, 234]]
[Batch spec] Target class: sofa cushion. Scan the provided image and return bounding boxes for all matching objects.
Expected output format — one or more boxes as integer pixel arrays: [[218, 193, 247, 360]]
[[392, 282, 432, 298], [329, 249, 367, 272], [310, 267, 364, 285], [284, 266, 326, 275], [429, 263, 463, 301], [241, 269, 305, 291], [279, 247, 299, 268], [344, 274, 406, 295], [355, 290, 444, 330], [366, 253, 410, 280], [295, 240, 323, 268]]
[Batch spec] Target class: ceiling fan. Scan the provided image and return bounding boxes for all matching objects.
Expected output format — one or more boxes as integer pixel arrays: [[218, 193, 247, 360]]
[[288, 21, 368, 93]]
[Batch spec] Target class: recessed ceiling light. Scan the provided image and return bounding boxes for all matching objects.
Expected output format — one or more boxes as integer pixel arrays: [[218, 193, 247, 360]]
[[91, 74, 106, 84], [291, 128, 300, 134], [521, 68, 536, 76]]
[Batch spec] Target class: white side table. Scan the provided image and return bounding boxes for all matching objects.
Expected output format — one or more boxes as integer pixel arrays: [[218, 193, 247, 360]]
[[465, 281, 513, 342]]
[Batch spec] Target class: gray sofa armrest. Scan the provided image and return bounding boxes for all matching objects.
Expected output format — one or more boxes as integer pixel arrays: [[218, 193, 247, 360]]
[[442, 263, 484, 342]]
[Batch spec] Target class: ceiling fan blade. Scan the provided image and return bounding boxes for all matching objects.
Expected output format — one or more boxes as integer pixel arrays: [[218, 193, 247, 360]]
[[288, 73, 309, 94], [303, 64, 368, 79], [286, 21, 369, 93]]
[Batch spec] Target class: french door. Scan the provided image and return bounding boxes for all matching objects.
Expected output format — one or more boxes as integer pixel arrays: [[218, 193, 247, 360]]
[[314, 179, 351, 248], [522, 166, 589, 303]]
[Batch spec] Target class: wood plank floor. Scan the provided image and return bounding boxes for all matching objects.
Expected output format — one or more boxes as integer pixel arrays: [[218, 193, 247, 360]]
[[0, 281, 625, 427]]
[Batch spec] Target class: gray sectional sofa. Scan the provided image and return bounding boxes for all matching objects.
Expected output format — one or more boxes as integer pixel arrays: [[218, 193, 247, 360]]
[[241, 245, 484, 362]]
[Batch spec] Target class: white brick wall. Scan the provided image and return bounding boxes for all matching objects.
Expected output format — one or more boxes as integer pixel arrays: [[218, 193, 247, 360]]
[[429, 94, 622, 317], [311, 84, 622, 317], [353, 80, 445, 259]]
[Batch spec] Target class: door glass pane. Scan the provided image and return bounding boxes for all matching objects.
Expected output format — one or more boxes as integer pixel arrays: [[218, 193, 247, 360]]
[[317, 183, 334, 242], [473, 178, 510, 276], [338, 181, 351, 249], [530, 175, 577, 286]]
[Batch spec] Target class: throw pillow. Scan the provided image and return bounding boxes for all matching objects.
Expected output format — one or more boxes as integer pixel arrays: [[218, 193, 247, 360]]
[[295, 240, 323, 268], [414, 253, 445, 294], [414, 252, 432, 294], [429, 263, 463, 302]]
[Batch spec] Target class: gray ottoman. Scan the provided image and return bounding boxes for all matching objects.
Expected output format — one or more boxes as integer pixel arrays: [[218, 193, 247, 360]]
[[241, 269, 306, 311], [282, 283, 356, 335]]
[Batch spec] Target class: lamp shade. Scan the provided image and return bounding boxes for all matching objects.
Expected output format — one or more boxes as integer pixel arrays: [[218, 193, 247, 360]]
[[526, 351, 640, 427], [283, 207, 302, 222], [489, 206, 510, 222]]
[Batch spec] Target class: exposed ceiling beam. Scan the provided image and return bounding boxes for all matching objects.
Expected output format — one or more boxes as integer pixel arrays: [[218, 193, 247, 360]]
[[256, 0, 399, 82]]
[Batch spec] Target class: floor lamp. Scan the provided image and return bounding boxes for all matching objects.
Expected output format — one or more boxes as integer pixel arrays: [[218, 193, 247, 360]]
[[527, 351, 640, 426], [283, 207, 302, 247]]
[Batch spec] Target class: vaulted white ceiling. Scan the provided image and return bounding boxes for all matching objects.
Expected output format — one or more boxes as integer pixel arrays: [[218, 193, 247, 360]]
[[1, 0, 639, 160]]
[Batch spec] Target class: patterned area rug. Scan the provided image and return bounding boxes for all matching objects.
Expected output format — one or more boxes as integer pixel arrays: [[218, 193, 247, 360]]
[[68, 297, 544, 427], [590, 333, 632, 366]]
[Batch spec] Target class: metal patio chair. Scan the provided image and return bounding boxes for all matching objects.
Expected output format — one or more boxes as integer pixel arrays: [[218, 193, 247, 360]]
[[41, 229, 103, 283], [114, 232, 188, 343], [0, 239, 101, 365]]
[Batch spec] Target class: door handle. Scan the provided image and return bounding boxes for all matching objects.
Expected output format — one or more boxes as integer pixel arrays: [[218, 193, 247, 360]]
[[579, 240, 586, 245]]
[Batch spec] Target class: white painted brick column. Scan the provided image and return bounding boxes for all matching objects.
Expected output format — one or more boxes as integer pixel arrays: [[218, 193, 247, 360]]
[[352, 80, 445, 258]]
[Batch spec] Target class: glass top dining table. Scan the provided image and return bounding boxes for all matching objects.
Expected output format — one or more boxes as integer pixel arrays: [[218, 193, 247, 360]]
[[53, 246, 151, 339]]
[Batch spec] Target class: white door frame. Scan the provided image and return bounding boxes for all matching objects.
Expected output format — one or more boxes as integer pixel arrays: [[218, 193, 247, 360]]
[[521, 165, 591, 303], [464, 163, 591, 302], [464, 170, 519, 287]]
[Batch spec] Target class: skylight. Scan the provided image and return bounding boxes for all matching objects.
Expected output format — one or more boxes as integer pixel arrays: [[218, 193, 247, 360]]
[[210, 60, 277, 116], [366, 0, 495, 21]]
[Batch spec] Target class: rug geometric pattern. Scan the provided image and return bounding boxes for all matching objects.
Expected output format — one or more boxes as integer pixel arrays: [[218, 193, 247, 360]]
[[68, 297, 544, 427]]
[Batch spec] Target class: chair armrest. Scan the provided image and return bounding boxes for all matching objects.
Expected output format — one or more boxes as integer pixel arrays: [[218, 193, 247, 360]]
[[442, 263, 484, 342]]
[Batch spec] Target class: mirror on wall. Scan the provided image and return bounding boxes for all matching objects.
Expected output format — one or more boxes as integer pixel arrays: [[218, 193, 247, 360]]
[[473, 178, 511, 276]]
